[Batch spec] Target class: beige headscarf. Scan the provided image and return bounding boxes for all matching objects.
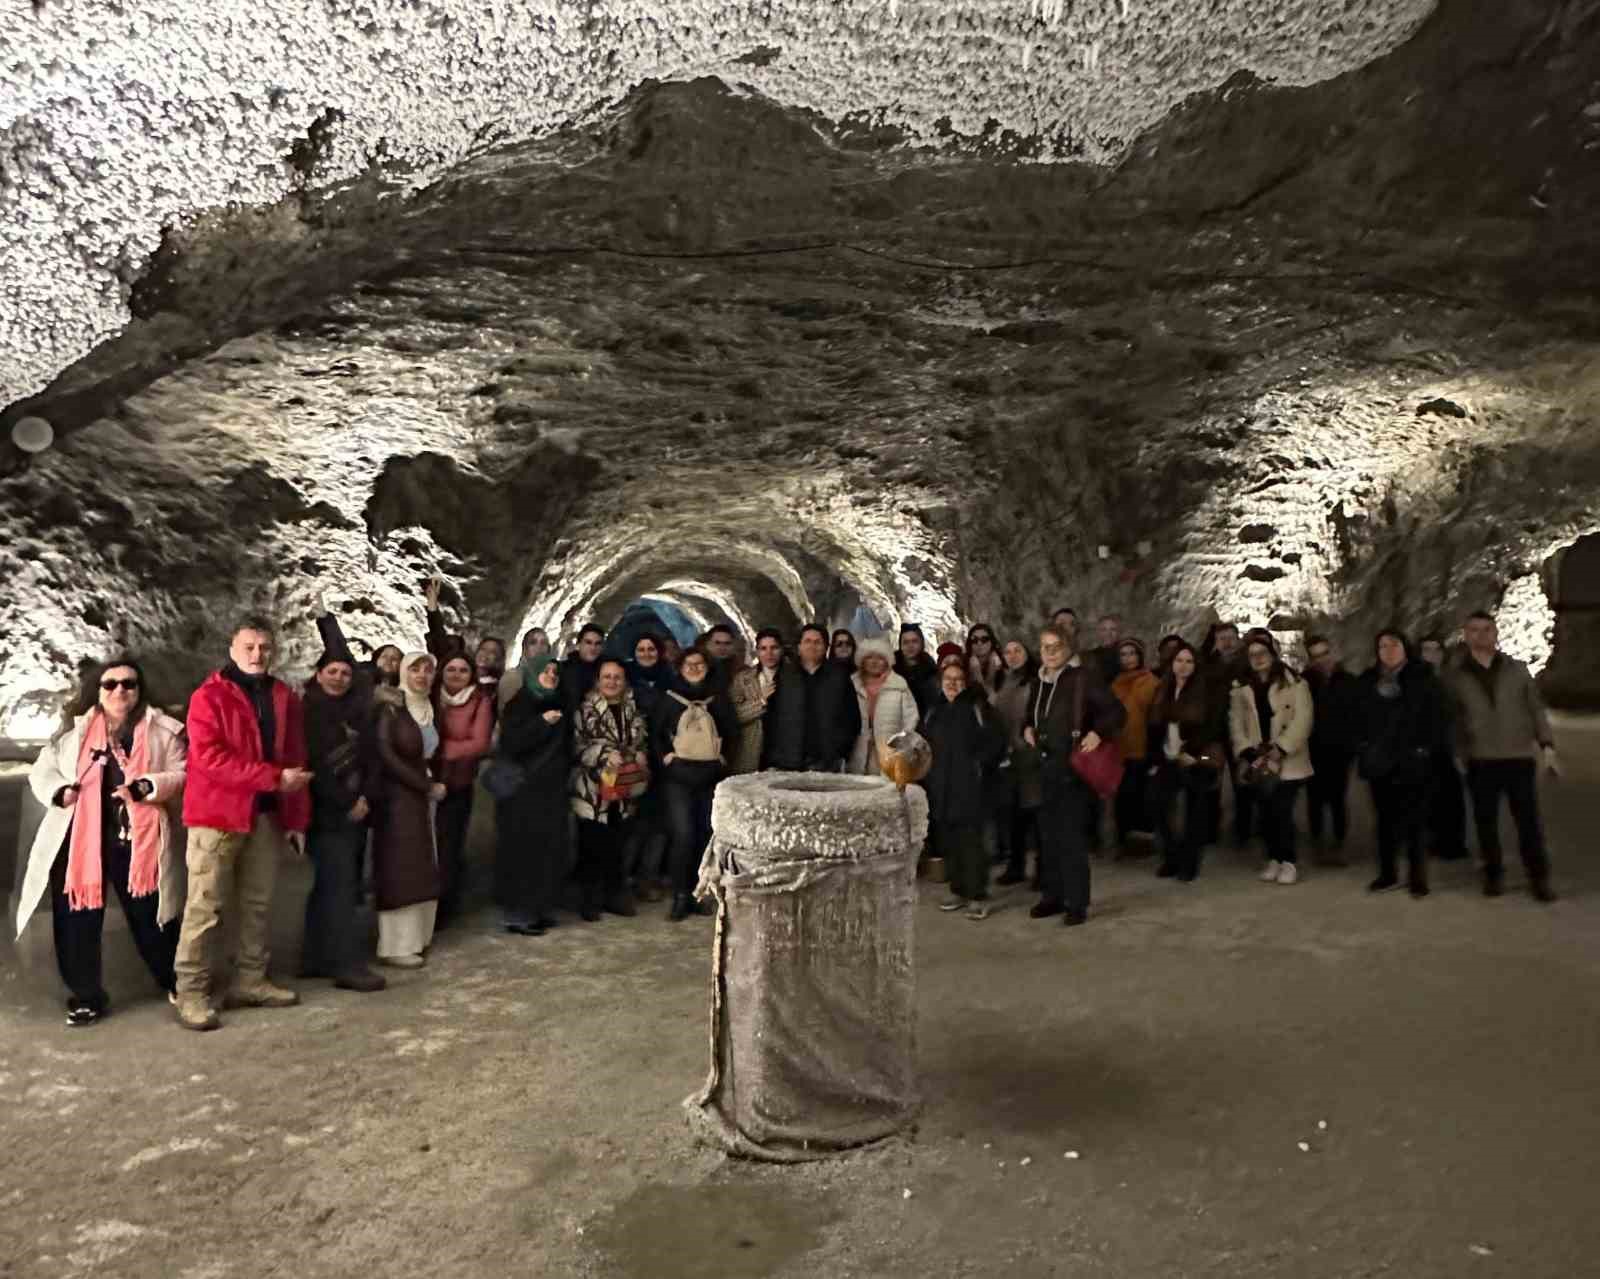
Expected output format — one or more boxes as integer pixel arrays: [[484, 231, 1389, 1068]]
[[399, 651, 436, 727]]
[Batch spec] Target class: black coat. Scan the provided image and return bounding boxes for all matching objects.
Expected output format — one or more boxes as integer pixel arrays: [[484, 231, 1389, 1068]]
[[303, 684, 378, 833], [1024, 664, 1127, 785], [1306, 665, 1362, 751], [922, 689, 1007, 827], [649, 676, 741, 792], [623, 660, 672, 724], [494, 689, 573, 910], [894, 653, 941, 716], [1354, 661, 1447, 782], [560, 657, 601, 714], [1145, 674, 1229, 761], [763, 660, 861, 771]]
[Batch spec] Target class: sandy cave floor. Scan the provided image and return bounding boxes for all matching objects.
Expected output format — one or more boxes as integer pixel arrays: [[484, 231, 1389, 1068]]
[[1, 719, 1598, 1279]]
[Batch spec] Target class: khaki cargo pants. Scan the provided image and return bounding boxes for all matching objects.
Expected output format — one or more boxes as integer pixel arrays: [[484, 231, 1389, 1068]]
[[174, 817, 284, 997]]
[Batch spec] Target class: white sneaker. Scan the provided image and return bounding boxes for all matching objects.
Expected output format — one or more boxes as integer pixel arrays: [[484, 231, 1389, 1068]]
[[1259, 860, 1282, 883], [1276, 862, 1299, 885]]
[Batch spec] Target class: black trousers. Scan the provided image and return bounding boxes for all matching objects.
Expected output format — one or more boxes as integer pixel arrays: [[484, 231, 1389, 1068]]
[[433, 785, 475, 923], [1369, 777, 1428, 881], [1306, 745, 1353, 844], [1427, 752, 1469, 857], [49, 838, 177, 1010], [1007, 805, 1040, 880], [1257, 779, 1303, 865], [576, 817, 629, 902], [1113, 760, 1152, 843], [1151, 763, 1211, 878], [1037, 778, 1092, 914], [1466, 759, 1548, 879], [663, 781, 714, 898], [302, 824, 366, 976], [935, 820, 988, 901]]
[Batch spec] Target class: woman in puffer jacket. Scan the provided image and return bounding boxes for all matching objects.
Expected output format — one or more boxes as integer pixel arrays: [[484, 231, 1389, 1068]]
[[1229, 629, 1315, 885], [847, 635, 920, 776]]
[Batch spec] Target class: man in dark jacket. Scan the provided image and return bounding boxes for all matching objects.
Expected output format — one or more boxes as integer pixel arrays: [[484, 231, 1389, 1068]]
[[1303, 635, 1361, 863], [762, 625, 861, 772], [1023, 623, 1126, 927], [560, 624, 606, 713]]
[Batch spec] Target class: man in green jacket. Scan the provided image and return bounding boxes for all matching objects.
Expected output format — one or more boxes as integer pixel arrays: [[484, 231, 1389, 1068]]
[[1445, 612, 1560, 901]]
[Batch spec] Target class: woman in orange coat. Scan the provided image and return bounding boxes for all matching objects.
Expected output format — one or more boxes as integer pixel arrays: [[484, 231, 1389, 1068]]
[[1110, 639, 1161, 855]]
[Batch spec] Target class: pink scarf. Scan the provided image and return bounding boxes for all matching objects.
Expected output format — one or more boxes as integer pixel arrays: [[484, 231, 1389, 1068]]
[[65, 712, 161, 912]]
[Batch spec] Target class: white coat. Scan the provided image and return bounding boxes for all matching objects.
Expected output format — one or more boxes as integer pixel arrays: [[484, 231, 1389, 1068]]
[[14, 710, 189, 938], [1228, 675, 1315, 782], [847, 670, 921, 776]]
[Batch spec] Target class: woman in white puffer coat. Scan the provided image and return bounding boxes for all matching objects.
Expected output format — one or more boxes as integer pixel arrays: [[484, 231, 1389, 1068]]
[[847, 635, 921, 777]]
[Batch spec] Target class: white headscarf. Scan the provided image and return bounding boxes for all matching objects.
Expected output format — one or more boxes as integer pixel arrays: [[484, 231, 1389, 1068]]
[[399, 651, 436, 728]]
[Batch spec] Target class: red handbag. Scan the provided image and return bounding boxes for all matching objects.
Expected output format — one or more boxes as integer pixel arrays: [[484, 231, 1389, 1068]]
[[1069, 671, 1125, 801]]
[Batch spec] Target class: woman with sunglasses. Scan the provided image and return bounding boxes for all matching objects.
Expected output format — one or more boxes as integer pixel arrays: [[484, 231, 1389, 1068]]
[[15, 659, 188, 1026], [830, 629, 857, 674]]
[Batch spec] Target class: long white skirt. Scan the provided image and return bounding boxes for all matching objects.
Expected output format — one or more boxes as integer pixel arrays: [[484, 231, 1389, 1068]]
[[377, 900, 437, 959]]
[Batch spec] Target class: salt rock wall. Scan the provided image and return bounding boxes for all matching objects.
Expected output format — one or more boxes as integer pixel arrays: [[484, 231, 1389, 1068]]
[[1, 0, 1598, 727]]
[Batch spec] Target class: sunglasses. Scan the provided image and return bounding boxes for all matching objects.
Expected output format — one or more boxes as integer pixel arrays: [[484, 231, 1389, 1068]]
[[971, 635, 993, 644], [100, 678, 140, 692]]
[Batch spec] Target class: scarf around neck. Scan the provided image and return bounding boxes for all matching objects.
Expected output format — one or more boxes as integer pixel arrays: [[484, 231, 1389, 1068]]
[[521, 654, 561, 702], [399, 651, 436, 727], [66, 710, 161, 912]]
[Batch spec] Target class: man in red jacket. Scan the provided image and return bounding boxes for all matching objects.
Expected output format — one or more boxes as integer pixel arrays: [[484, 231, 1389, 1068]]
[[173, 617, 313, 1031]]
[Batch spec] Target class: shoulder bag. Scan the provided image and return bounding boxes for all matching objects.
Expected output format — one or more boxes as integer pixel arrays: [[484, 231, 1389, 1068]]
[[1070, 671, 1125, 801]]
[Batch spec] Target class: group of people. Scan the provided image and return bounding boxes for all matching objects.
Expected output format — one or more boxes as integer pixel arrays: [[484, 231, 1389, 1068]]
[[14, 588, 1560, 1032]]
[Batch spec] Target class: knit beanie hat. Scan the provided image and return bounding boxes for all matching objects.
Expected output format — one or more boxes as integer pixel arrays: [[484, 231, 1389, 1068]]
[[856, 634, 894, 666]]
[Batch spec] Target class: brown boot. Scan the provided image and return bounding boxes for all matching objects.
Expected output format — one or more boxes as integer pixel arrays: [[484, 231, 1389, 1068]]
[[174, 994, 220, 1032], [223, 979, 300, 1009]]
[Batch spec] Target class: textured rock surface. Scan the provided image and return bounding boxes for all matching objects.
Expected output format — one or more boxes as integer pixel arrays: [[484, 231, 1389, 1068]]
[[2, 0, 1599, 726]]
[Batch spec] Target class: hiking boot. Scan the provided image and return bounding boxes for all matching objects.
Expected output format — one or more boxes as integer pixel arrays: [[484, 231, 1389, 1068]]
[[224, 980, 300, 1009], [174, 994, 220, 1032], [333, 968, 387, 993], [1029, 898, 1064, 920]]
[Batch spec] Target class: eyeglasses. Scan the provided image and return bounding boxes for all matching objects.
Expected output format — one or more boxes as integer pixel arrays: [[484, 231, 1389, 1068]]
[[1039, 642, 1065, 654], [100, 679, 140, 692]]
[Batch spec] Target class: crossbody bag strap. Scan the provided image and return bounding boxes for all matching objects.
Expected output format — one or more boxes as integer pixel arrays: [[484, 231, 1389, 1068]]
[[1072, 667, 1085, 742]]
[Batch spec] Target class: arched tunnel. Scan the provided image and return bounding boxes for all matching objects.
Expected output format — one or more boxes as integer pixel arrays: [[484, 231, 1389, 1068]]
[[1, 0, 1598, 723]]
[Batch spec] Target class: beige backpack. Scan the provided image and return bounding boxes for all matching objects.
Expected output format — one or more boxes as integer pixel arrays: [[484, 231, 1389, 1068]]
[[668, 693, 722, 762]]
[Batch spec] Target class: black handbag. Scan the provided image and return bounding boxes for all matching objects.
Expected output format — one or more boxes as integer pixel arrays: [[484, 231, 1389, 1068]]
[[480, 754, 527, 801]]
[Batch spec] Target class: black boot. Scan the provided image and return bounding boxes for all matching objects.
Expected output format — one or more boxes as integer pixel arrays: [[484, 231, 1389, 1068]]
[[1029, 898, 1063, 919], [668, 894, 693, 922], [1483, 867, 1505, 898]]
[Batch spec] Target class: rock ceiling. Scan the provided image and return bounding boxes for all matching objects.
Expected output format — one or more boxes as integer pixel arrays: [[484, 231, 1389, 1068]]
[[1, 0, 1597, 726]]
